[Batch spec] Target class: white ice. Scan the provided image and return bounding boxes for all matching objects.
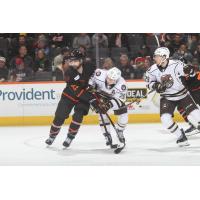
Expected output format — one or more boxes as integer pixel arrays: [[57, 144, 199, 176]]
[[0, 123, 200, 166]]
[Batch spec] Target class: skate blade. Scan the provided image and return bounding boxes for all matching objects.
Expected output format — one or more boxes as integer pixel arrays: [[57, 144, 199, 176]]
[[178, 141, 190, 147]]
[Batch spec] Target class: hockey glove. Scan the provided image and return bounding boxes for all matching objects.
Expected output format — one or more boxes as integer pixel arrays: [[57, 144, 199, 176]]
[[90, 98, 112, 114], [183, 65, 195, 76], [153, 82, 166, 93]]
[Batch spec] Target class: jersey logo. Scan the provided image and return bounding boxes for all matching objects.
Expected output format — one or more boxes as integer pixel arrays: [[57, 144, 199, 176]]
[[96, 71, 101, 76], [121, 85, 126, 91], [74, 75, 80, 81], [161, 74, 174, 89]]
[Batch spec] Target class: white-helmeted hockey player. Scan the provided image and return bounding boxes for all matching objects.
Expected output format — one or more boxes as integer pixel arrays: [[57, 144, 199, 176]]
[[89, 67, 128, 147], [145, 47, 200, 146]]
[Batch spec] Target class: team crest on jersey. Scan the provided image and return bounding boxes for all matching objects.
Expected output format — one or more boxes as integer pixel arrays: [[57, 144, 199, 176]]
[[96, 71, 101, 76], [161, 74, 174, 88], [121, 85, 126, 91]]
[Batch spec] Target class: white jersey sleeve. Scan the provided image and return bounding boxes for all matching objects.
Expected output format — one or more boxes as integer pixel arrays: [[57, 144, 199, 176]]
[[145, 64, 158, 90]]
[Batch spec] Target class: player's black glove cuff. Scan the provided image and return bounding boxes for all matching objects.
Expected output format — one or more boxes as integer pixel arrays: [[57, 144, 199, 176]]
[[183, 65, 195, 76], [153, 82, 166, 93]]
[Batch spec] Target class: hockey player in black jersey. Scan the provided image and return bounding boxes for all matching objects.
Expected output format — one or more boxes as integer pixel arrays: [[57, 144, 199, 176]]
[[45, 49, 96, 147], [178, 64, 200, 135]]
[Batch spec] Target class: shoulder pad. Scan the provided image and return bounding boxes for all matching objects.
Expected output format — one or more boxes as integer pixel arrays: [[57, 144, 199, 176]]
[[146, 64, 157, 73]]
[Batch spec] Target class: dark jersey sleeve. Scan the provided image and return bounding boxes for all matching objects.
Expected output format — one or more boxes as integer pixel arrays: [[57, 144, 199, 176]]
[[183, 72, 200, 91], [64, 67, 76, 84]]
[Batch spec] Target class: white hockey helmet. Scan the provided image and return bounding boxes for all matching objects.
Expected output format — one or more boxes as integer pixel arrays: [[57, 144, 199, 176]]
[[154, 47, 170, 59], [107, 67, 121, 81]]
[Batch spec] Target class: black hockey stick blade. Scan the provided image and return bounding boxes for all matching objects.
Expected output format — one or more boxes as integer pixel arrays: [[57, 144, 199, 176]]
[[114, 143, 126, 154], [110, 144, 118, 149]]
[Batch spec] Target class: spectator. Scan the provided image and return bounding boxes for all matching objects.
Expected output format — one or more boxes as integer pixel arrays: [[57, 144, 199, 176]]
[[53, 46, 70, 68], [72, 33, 91, 49], [192, 58, 200, 72], [10, 58, 33, 82], [9, 45, 34, 69], [159, 33, 172, 46], [193, 43, 200, 63], [134, 57, 151, 79], [168, 34, 184, 55], [102, 57, 114, 70], [92, 33, 108, 48], [118, 54, 135, 79], [0, 36, 9, 58], [137, 44, 151, 58], [108, 34, 129, 50], [0, 56, 8, 82], [50, 33, 67, 48], [49, 33, 75, 48], [173, 44, 193, 63], [35, 37, 50, 57], [188, 34, 199, 54], [146, 33, 159, 46], [34, 49, 51, 72], [79, 45, 91, 63], [54, 55, 71, 81], [10, 34, 34, 57]]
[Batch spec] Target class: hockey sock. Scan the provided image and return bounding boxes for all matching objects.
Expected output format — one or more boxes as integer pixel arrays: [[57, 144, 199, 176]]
[[50, 123, 61, 137], [167, 122, 182, 138], [67, 112, 83, 137]]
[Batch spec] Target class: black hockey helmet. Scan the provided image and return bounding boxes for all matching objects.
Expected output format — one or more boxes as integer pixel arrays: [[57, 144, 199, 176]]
[[68, 49, 84, 61]]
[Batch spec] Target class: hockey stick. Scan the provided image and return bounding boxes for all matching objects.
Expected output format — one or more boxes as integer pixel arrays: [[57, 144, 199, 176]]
[[99, 112, 118, 149], [119, 97, 145, 111], [92, 92, 126, 154]]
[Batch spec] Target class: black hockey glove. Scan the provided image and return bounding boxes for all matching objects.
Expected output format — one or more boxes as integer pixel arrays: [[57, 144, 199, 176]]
[[183, 65, 195, 76], [153, 82, 166, 93], [90, 97, 112, 114]]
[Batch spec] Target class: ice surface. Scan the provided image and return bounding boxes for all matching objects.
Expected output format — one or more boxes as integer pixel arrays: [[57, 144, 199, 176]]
[[0, 123, 200, 166]]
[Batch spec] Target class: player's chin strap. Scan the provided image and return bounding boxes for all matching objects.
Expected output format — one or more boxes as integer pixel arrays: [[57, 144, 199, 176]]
[[92, 91, 126, 154]]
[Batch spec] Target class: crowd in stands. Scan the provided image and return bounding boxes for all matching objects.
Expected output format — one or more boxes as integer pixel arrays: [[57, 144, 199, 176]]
[[0, 33, 200, 82]]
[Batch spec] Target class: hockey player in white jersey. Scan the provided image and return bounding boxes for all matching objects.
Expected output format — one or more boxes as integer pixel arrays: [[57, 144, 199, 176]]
[[88, 67, 128, 147], [145, 47, 200, 146]]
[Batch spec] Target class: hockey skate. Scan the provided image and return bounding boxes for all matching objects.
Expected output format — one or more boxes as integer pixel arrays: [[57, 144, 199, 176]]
[[176, 129, 190, 147], [103, 132, 112, 146], [113, 129, 126, 154], [45, 135, 56, 146], [103, 132, 118, 149], [63, 134, 75, 148], [185, 124, 200, 136]]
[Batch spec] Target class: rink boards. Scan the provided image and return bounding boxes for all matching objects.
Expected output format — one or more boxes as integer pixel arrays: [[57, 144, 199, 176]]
[[0, 81, 184, 126]]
